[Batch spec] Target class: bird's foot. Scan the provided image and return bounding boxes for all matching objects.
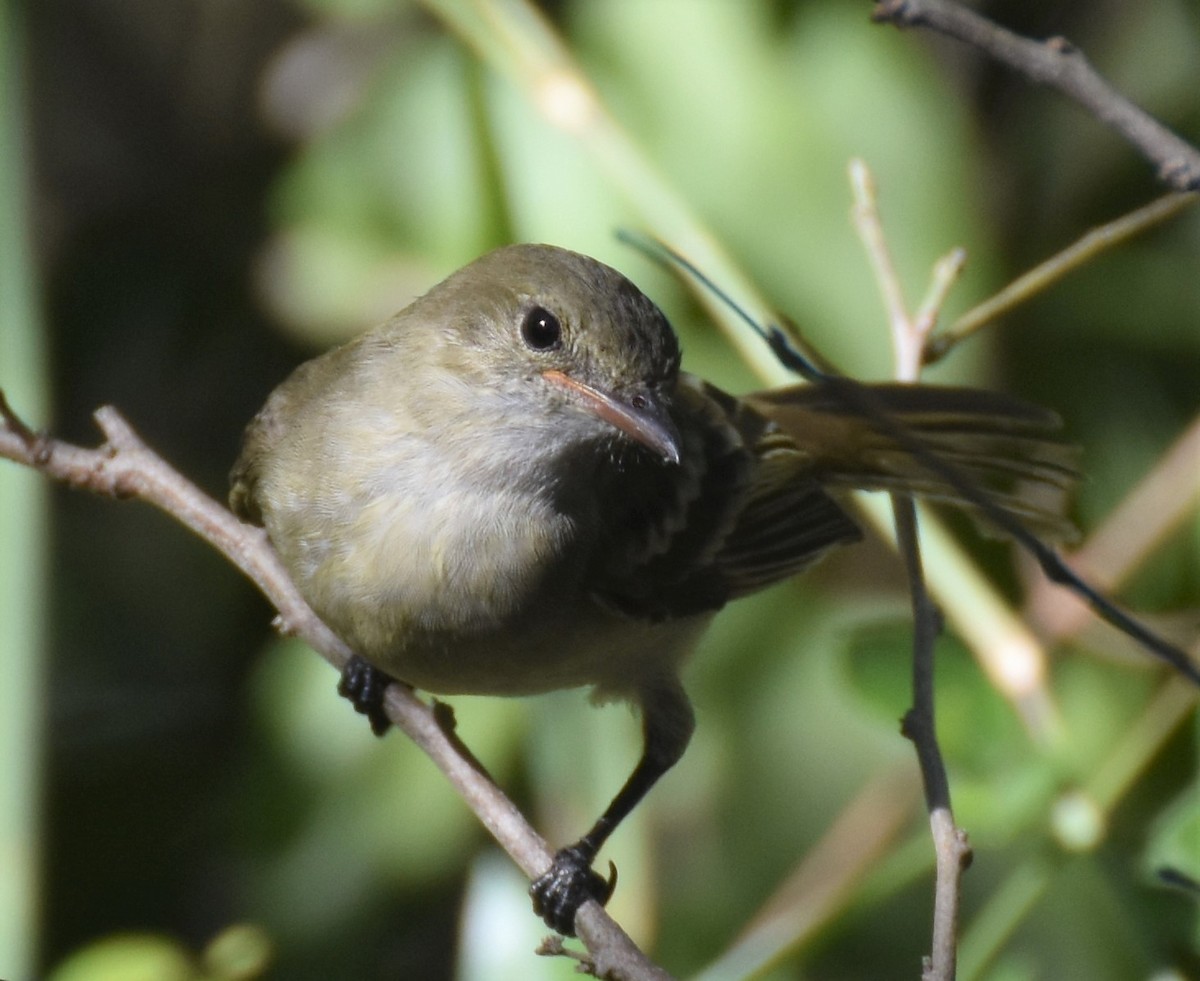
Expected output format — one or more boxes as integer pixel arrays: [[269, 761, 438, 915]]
[[529, 844, 617, 936], [337, 656, 393, 736]]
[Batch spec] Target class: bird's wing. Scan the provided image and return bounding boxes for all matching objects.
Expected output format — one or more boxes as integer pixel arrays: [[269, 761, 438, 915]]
[[590, 375, 861, 620]]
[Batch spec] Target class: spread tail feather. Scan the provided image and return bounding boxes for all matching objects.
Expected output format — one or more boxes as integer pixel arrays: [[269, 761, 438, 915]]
[[745, 382, 1081, 543]]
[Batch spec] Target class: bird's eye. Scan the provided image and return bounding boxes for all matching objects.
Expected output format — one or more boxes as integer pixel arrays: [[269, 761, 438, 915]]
[[520, 306, 562, 351]]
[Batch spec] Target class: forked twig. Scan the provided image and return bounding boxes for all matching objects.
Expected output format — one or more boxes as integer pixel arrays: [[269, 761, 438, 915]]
[[927, 192, 1198, 364], [620, 231, 1200, 691], [850, 159, 970, 981]]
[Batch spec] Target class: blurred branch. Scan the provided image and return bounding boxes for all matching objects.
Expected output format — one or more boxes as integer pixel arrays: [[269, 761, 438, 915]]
[[872, 0, 1200, 191], [851, 158, 972, 981], [959, 673, 1197, 976], [1086, 675, 1198, 813], [0, 3, 47, 976], [0, 393, 673, 981], [926, 192, 1199, 365], [1025, 413, 1200, 644], [694, 768, 920, 981]]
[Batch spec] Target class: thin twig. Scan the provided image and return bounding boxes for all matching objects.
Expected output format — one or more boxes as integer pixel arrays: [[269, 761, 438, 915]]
[[869, 1, 1200, 687], [894, 502, 970, 981], [914, 248, 967, 344], [850, 160, 972, 981], [872, 0, 1200, 191], [849, 161, 911, 354], [1024, 413, 1200, 644], [0, 393, 674, 981], [927, 192, 1199, 364]]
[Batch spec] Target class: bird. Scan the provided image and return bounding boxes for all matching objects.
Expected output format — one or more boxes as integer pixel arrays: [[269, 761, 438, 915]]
[[229, 243, 1077, 935]]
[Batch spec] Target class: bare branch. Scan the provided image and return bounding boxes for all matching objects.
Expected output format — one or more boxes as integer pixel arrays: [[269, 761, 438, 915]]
[[872, 0, 1200, 191], [0, 392, 673, 981], [850, 160, 972, 981], [927, 192, 1199, 364], [895, 502, 971, 981]]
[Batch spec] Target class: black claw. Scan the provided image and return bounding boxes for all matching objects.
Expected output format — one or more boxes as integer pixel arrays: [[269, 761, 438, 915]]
[[337, 656, 393, 736], [529, 844, 618, 936]]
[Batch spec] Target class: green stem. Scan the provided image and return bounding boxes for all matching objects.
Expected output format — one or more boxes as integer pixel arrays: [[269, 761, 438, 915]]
[[0, 2, 49, 978]]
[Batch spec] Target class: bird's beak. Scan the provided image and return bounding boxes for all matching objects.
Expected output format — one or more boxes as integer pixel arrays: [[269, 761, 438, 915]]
[[542, 369, 681, 465]]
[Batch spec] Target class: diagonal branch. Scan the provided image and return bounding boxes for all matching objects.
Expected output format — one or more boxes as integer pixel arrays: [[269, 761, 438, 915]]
[[926, 191, 1198, 365], [1024, 413, 1200, 645], [0, 392, 674, 981], [872, 0, 1200, 191]]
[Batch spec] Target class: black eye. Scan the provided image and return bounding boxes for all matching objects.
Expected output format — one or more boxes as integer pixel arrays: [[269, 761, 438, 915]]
[[520, 306, 562, 351]]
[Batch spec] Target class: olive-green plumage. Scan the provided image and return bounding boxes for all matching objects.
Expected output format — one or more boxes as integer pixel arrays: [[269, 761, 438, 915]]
[[230, 243, 1076, 934]]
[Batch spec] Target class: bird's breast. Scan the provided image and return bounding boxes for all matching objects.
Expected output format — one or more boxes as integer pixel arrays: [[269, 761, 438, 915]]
[[258, 384, 702, 696], [298, 464, 700, 696]]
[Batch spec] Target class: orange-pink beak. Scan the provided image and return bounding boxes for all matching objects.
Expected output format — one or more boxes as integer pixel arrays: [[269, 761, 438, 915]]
[[542, 369, 681, 465]]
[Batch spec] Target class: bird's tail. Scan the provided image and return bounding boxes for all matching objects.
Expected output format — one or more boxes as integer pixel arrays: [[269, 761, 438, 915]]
[[746, 382, 1081, 542]]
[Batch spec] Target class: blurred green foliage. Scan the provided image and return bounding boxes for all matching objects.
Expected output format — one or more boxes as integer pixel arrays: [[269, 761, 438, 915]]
[[8, 1, 1199, 979]]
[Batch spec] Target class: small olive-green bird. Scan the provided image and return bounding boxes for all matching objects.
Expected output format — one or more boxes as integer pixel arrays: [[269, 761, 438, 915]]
[[230, 243, 1075, 935]]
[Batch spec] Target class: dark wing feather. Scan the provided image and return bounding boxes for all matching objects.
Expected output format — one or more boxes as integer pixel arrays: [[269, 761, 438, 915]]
[[591, 375, 861, 619]]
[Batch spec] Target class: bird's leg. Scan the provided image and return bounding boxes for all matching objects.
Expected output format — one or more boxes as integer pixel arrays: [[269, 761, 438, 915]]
[[530, 681, 695, 936], [337, 655, 395, 736]]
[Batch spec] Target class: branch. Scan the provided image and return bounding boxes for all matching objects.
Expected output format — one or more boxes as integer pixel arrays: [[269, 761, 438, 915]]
[[1024, 413, 1200, 645], [894, 502, 971, 981], [0, 392, 674, 981], [850, 160, 972, 981], [692, 768, 921, 981], [926, 192, 1198, 365], [872, 0, 1200, 191]]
